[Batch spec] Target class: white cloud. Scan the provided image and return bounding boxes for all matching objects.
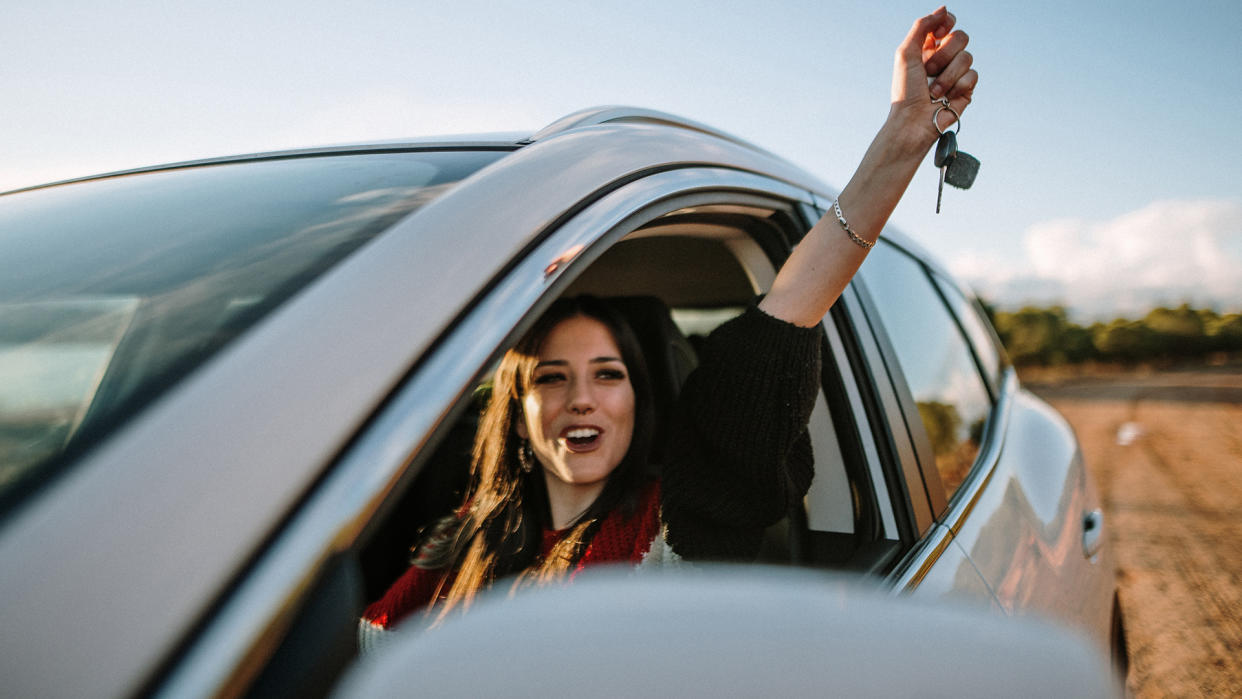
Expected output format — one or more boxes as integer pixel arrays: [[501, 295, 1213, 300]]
[[950, 199, 1242, 318]]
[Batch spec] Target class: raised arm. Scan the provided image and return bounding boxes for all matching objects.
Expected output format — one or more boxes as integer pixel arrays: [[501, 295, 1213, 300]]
[[759, 6, 978, 328]]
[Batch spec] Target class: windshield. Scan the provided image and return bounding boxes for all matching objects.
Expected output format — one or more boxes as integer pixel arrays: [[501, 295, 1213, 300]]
[[0, 149, 506, 510]]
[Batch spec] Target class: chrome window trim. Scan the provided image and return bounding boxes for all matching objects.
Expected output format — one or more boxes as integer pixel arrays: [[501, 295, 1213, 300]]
[[821, 306, 898, 539], [840, 282, 936, 536], [892, 522, 955, 591], [968, 294, 1013, 372], [940, 368, 1017, 537], [906, 261, 1013, 527], [850, 250, 1020, 589], [850, 243, 1016, 544], [889, 370, 1015, 593], [852, 245, 952, 516], [929, 271, 1002, 400], [156, 167, 814, 697]]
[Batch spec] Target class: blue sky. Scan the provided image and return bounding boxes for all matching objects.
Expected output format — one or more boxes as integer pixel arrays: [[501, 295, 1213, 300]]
[[4, 1, 1240, 318]]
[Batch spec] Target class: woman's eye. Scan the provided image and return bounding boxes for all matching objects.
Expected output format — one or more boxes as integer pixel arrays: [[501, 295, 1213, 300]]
[[597, 368, 627, 381], [533, 372, 565, 385]]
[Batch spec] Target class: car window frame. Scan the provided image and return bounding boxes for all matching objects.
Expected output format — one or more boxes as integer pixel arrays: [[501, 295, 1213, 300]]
[[848, 239, 1012, 529], [929, 271, 1007, 399], [827, 289, 927, 533], [156, 166, 883, 696], [854, 267, 1021, 572], [919, 267, 1018, 537]]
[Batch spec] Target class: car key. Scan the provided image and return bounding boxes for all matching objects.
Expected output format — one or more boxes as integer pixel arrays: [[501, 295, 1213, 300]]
[[934, 130, 956, 214], [944, 150, 980, 190], [930, 98, 980, 212]]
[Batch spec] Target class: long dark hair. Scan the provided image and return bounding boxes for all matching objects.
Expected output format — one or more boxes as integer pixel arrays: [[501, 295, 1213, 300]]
[[434, 295, 655, 616]]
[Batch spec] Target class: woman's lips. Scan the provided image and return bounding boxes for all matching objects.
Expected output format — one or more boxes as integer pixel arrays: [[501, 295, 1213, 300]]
[[560, 425, 603, 453]]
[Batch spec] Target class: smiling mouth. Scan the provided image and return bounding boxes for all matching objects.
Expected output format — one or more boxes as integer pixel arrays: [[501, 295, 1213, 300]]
[[561, 426, 602, 452]]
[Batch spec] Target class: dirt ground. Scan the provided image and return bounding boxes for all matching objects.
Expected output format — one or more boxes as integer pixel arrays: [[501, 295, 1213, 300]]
[[1023, 363, 1242, 697]]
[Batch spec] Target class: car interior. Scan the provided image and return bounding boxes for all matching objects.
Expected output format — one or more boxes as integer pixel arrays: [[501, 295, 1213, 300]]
[[243, 200, 912, 698], [358, 202, 894, 603]]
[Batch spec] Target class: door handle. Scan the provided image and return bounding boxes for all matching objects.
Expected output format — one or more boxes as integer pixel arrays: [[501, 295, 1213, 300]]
[[1082, 509, 1104, 559]]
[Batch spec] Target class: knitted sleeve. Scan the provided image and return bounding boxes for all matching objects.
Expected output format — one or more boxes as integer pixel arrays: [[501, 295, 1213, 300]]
[[661, 303, 821, 561]]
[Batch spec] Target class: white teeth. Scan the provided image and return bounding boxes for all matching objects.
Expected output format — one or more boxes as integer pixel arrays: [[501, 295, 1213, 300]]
[[566, 428, 600, 439]]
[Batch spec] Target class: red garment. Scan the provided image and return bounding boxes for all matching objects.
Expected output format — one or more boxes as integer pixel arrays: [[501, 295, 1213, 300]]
[[362, 480, 662, 631]]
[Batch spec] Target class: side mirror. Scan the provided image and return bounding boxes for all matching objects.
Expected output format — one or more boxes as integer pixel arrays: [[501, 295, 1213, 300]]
[[338, 566, 1119, 698]]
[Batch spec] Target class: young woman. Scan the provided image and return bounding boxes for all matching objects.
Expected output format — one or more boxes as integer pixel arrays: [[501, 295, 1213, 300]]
[[362, 6, 977, 645]]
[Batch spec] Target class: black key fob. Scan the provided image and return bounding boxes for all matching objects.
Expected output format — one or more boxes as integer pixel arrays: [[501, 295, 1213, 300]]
[[934, 131, 958, 168]]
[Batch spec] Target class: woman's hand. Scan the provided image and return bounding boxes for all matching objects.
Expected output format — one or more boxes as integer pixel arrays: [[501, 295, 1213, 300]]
[[891, 6, 978, 145], [759, 7, 979, 328]]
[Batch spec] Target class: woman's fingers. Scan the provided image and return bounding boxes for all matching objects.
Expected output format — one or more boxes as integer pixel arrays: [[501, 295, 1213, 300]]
[[934, 67, 978, 131], [895, 7, 965, 106], [949, 69, 978, 111], [901, 6, 954, 67], [891, 8, 977, 137], [924, 29, 969, 77], [930, 46, 973, 99]]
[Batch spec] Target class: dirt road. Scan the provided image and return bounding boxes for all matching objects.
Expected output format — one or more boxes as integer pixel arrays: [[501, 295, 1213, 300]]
[[1025, 365, 1242, 697]]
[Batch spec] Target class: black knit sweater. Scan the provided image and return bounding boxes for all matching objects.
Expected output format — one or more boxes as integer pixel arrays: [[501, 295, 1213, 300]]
[[661, 303, 821, 561]]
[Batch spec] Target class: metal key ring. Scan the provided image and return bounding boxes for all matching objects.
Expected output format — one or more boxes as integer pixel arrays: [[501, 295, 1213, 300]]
[[933, 98, 961, 136]]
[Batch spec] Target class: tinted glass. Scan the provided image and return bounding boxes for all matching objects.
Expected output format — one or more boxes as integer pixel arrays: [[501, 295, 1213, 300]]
[[859, 242, 992, 502], [0, 150, 504, 508], [933, 274, 1002, 394]]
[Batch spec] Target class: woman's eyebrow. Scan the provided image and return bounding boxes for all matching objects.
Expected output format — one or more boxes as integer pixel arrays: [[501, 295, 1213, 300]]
[[534, 356, 623, 368]]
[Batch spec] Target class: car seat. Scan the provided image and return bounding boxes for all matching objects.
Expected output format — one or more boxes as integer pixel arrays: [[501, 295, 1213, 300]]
[[606, 295, 699, 464]]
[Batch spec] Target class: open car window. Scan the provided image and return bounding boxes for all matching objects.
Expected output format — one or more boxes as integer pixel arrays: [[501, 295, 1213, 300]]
[[356, 194, 890, 607], [170, 171, 896, 696]]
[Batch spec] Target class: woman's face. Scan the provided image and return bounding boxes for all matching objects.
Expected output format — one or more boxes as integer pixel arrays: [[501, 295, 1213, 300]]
[[518, 315, 636, 491]]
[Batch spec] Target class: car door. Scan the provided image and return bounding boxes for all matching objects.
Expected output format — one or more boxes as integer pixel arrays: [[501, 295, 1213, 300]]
[[848, 237, 1003, 608], [931, 273, 1115, 644], [850, 236, 1114, 643]]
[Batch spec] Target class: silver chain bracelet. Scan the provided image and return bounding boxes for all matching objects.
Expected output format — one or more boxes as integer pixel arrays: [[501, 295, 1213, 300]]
[[833, 199, 873, 250]]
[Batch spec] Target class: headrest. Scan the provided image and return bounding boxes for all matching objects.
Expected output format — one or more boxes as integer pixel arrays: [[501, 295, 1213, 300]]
[[607, 296, 698, 463]]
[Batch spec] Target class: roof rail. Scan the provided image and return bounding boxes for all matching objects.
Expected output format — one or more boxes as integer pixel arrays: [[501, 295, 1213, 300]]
[[524, 106, 773, 156]]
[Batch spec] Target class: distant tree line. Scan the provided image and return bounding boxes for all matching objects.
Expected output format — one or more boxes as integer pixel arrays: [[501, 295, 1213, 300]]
[[983, 303, 1242, 366]]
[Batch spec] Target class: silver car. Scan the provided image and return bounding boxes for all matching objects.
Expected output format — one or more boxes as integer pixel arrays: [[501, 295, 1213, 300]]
[[0, 107, 1122, 697]]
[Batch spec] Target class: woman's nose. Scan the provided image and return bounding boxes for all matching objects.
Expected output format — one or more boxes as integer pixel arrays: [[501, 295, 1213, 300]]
[[567, 379, 595, 414]]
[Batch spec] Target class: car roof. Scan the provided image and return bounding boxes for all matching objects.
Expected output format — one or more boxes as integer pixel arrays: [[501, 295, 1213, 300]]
[[1, 106, 800, 196], [2, 102, 952, 285], [4, 103, 948, 276], [0, 134, 527, 196]]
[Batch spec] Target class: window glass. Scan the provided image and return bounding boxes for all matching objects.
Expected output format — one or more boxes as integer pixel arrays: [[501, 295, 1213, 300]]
[[933, 274, 1002, 393], [0, 150, 504, 509], [858, 242, 992, 501]]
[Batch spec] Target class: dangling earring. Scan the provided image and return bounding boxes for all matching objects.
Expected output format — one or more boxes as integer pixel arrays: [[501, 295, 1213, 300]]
[[518, 439, 534, 473]]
